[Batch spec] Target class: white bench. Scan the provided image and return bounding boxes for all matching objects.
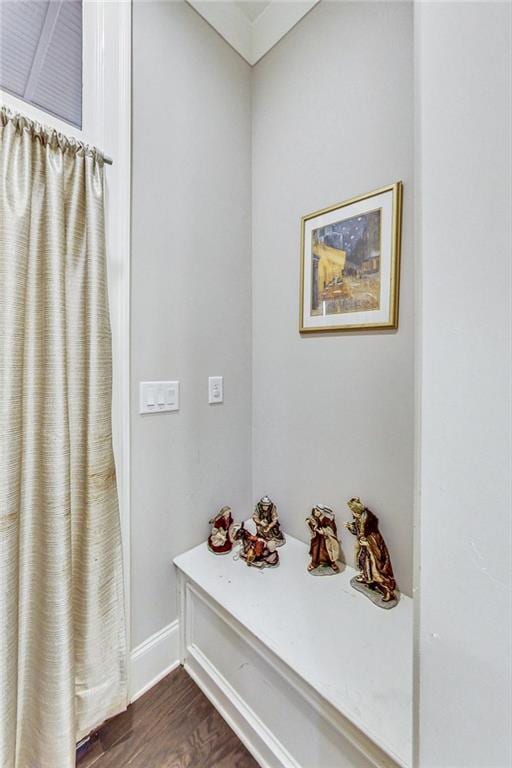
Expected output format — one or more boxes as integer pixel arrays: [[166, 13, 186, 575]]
[[174, 534, 412, 768]]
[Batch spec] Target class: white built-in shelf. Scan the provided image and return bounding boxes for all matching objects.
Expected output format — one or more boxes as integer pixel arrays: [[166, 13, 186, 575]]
[[175, 533, 412, 768]]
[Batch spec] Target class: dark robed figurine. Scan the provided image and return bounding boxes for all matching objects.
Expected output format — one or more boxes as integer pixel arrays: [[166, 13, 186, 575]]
[[207, 506, 234, 555], [252, 496, 285, 547], [232, 523, 279, 569], [345, 497, 397, 607], [306, 505, 341, 574]]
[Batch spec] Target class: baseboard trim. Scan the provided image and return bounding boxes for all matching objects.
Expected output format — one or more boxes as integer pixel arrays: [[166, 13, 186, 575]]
[[185, 644, 299, 768], [130, 620, 180, 702]]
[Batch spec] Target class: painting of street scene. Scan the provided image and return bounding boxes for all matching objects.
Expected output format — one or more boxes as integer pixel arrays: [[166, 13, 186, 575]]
[[310, 209, 381, 316]]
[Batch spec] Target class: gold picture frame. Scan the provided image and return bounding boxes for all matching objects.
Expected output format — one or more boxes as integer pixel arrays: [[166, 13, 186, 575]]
[[299, 182, 403, 333]]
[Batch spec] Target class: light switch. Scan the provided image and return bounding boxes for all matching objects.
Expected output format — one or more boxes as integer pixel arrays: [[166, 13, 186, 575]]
[[140, 381, 179, 414], [208, 376, 223, 404]]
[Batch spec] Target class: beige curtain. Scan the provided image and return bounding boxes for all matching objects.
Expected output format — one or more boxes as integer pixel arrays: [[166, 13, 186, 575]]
[[0, 108, 128, 768]]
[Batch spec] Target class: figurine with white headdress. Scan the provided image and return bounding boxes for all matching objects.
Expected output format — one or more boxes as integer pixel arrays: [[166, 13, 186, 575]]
[[207, 506, 235, 555], [306, 504, 341, 575], [252, 496, 285, 547]]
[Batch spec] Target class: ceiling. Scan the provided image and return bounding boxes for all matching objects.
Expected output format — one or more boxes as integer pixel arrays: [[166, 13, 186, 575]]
[[235, 1, 271, 23], [187, 0, 319, 65]]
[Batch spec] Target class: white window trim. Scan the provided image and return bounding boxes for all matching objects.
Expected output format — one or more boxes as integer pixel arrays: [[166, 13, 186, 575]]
[[0, 0, 132, 676]]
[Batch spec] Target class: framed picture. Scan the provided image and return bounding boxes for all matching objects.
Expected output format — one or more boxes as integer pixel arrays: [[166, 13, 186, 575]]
[[300, 182, 403, 333]]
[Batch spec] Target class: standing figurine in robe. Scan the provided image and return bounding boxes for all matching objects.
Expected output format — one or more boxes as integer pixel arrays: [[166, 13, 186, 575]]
[[252, 496, 286, 547], [207, 506, 234, 554], [306, 505, 341, 574], [345, 497, 397, 607]]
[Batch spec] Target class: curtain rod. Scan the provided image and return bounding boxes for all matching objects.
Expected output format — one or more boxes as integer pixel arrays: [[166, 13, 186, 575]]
[[104, 155, 113, 166]]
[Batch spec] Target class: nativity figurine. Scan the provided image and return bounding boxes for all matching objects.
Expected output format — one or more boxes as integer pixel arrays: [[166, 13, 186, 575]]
[[207, 505, 235, 555], [252, 495, 285, 547], [345, 497, 397, 608], [231, 522, 279, 569], [306, 505, 341, 574]]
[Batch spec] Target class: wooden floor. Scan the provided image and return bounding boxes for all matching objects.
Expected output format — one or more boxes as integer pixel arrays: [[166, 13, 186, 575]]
[[76, 667, 259, 768]]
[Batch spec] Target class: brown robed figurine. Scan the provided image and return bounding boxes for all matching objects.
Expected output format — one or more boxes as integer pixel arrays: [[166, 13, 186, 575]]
[[306, 505, 341, 575], [345, 497, 397, 608], [231, 523, 279, 569], [252, 496, 285, 547]]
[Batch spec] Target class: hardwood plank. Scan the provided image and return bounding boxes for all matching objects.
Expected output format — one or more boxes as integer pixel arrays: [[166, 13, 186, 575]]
[[120, 684, 215, 768], [89, 672, 204, 768], [172, 708, 251, 768], [77, 667, 258, 768], [76, 736, 104, 768], [213, 746, 260, 768], [77, 669, 197, 766], [98, 669, 193, 754]]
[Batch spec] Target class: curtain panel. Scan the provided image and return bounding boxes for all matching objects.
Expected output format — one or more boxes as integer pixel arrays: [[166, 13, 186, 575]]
[[0, 108, 127, 768]]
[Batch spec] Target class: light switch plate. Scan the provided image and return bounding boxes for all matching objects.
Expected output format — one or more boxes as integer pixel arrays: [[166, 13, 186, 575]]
[[140, 381, 179, 414], [208, 376, 223, 404]]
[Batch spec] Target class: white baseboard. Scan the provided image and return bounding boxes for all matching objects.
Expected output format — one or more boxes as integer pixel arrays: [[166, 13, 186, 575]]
[[130, 620, 180, 702]]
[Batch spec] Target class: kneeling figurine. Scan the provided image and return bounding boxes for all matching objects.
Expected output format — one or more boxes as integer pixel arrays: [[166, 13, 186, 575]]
[[232, 522, 279, 569], [345, 497, 397, 608], [207, 506, 235, 555], [306, 505, 341, 575], [252, 495, 285, 547]]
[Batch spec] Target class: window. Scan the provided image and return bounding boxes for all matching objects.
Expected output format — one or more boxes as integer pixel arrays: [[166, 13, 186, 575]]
[[0, 0, 82, 128]]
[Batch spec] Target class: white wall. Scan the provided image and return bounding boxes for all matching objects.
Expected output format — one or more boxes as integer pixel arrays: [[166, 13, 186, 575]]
[[131, 3, 512, 763], [252, 1, 415, 594], [415, 2, 512, 766], [131, 0, 252, 647]]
